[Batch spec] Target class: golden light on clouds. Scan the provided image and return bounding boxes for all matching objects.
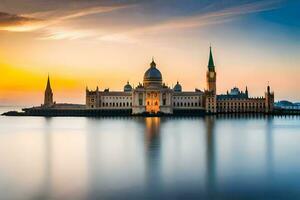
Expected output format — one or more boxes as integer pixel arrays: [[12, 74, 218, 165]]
[[0, 0, 299, 105]]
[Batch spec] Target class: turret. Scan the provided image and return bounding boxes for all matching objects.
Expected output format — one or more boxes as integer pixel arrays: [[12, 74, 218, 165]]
[[265, 84, 274, 113]]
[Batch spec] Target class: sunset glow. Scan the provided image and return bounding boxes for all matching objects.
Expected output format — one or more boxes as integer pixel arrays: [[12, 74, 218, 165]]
[[0, 0, 299, 105]]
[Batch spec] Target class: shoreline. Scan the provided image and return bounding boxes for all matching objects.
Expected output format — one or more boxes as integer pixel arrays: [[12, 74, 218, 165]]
[[2, 108, 300, 117]]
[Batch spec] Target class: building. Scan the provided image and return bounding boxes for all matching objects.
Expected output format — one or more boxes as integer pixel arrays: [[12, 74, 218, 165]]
[[44, 75, 53, 107], [84, 47, 274, 115]]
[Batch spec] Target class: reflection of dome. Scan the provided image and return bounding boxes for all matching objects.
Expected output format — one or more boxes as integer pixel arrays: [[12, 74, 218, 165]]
[[124, 81, 132, 92], [173, 81, 182, 92], [143, 59, 162, 87]]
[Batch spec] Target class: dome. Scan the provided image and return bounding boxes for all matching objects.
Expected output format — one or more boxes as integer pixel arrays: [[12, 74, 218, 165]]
[[143, 59, 162, 87], [124, 81, 132, 92], [173, 81, 182, 92]]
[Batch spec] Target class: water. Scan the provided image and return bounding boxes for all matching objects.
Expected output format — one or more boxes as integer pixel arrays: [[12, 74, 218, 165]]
[[0, 107, 300, 200]]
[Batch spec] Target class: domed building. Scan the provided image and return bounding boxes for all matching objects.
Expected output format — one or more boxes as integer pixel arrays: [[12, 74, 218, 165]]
[[85, 47, 274, 115], [123, 81, 132, 92], [143, 59, 162, 87], [173, 81, 182, 92]]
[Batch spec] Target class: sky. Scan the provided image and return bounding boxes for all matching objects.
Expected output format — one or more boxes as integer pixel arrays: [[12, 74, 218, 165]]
[[0, 0, 299, 105]]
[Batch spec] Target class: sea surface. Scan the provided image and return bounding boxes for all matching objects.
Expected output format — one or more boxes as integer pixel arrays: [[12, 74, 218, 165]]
[[0, 107, 300, 200]]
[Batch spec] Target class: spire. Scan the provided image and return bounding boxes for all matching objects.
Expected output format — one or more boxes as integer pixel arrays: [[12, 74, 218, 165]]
[[150, 57, 156, 68], [267, 81, 270, 93], [208, 46, 215, 71], [245, 86, 248, 97], [46, 74, 52, 91], [44, 74, 53, 106]]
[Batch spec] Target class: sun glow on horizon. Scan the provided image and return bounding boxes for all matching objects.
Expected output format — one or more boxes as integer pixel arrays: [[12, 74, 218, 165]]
[[0, 0, 299, 105]]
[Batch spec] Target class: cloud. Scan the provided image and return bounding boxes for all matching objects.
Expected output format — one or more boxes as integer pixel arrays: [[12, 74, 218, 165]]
[[98, 0, 282, 43], [0, 0, 282, 40], [0, 4, 132, 33], [0, 12, 44, 32]]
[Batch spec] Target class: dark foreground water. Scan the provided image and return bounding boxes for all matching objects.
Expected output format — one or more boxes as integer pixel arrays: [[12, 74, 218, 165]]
[[0, 107, 300, 200]]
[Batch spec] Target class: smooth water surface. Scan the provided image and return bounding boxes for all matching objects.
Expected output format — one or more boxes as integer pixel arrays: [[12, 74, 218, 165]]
[[0, 107, 300, 200]]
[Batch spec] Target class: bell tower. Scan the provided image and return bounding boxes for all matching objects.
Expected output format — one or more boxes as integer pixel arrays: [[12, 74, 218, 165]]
[[44, 75, 53, 107], [206, 46, 217, 94], [205, 46, 217, 113]]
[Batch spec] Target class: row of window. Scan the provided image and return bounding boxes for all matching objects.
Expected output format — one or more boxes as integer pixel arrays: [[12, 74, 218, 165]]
[[99, 102, 132, 107], [173, 102, 201, 107], [217, 102, 265, 107], [217, 107, 265, 112], [102, 96, 132, 100], [173, 96, 201, 100]]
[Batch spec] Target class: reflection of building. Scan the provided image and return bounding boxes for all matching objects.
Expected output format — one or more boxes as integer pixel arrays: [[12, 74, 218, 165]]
[[44, 46, 275, 115]]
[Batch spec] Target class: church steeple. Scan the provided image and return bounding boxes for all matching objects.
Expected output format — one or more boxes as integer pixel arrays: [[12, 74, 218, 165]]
[[46, 75, 52, 91], [44, 75, 53, 107], [208, 46, 215, 71]]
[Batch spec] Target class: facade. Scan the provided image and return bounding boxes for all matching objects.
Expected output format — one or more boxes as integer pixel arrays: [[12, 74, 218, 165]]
[[84, 47, 274, 115]]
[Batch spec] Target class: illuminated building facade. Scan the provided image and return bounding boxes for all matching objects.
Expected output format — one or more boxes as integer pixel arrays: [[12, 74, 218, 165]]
[[82, 47, 274, 115]]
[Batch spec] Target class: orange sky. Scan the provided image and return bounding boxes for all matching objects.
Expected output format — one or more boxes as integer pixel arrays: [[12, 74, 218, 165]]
[[0, 0, 299, 105]]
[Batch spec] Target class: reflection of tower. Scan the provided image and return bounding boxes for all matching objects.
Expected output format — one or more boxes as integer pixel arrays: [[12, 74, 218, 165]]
[[44, 75, 54, 107], [33, 118, 53, 200], [205, 116, 216, 197], [266, 116, 274, 180], [144, 117, 162, 197]]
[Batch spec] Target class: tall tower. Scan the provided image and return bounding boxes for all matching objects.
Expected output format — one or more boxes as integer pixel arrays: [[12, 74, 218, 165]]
[[265, 85, 274, 113], [205, 46, 217, 113], [44, 75, 53, 107], [206, 46, 216, 94]]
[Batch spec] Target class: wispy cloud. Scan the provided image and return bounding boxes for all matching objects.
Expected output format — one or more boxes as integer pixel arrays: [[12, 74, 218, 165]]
[[0, 12, 44, 32], [99, 0, 282, 43], [0, 0, 282, 41], [0, 4, 132, 33]]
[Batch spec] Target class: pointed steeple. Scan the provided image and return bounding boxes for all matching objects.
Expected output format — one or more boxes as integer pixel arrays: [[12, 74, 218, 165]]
[[44, 74, 53, 107], [208, 46, 215, 71], [245, 86, 248, 97], [45, 74, 52, 92]]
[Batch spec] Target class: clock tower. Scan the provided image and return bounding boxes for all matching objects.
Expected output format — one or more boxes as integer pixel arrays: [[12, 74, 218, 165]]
[[206, 46, 216, 94]]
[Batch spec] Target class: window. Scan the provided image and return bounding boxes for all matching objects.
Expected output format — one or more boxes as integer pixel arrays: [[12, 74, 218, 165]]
[[139, 93, 143, 106]]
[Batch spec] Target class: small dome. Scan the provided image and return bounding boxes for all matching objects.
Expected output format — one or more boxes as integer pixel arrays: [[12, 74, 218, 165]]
[[124, 81, 132, 92], [173, 81, 182, 92], [143, 59, 162, 87]]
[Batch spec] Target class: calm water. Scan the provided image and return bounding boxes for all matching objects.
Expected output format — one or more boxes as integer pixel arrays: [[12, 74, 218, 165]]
[[0, 107, 300, 200]]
